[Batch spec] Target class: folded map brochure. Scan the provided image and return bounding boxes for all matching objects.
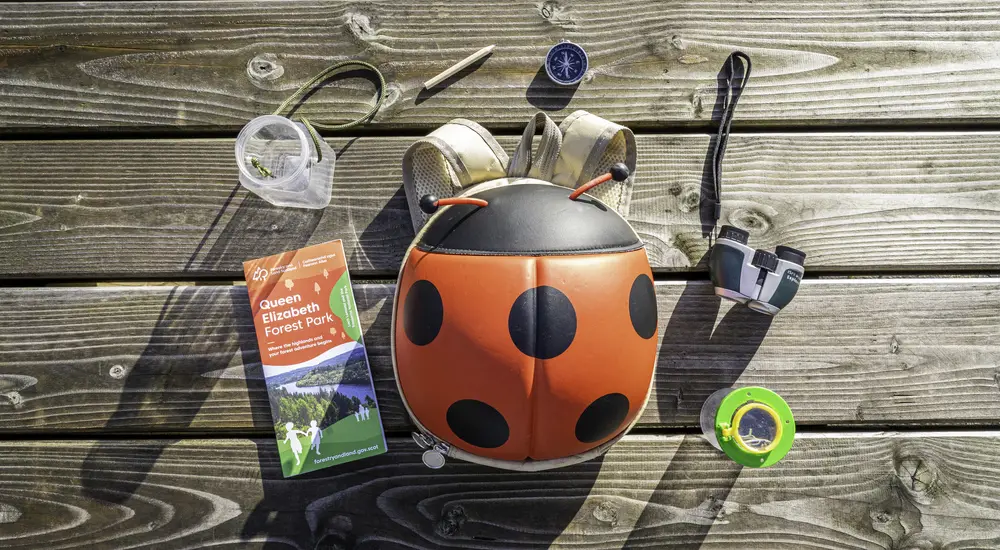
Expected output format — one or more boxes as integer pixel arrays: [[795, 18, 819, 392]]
[[244, 240, 387, 477]]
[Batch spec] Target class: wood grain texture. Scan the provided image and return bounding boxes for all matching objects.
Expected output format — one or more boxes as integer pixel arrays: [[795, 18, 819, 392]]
[[3, 1, 1000, 132], [4, 279, 1000, 434], [6, 132, 1000, 278], [0, 432, 998, 548]]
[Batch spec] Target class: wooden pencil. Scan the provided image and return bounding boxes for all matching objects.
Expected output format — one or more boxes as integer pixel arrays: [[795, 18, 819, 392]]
[[423, 45, 496, 89]]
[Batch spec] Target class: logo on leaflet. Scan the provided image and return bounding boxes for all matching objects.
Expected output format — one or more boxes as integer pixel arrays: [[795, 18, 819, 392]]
[[251, 266, 270, 282]]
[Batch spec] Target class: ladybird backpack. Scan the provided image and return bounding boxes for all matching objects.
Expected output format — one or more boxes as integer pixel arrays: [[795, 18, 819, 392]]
[[393, 111, 657, 470]]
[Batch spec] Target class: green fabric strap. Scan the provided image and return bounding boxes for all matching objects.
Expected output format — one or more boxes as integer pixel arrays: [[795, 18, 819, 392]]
[[272, 60, 386, 162]]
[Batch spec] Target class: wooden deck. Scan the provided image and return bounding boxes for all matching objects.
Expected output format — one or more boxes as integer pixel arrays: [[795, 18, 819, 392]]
[[3, 1, 1000, 548]]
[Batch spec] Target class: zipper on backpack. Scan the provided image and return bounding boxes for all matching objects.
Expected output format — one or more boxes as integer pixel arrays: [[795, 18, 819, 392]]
[[412, 431, 450, 469]]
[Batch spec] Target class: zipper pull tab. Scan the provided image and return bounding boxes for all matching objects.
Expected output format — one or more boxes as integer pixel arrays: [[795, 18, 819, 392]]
[[412, 432, 434, 449], [422, 448, 447, 469], [413, 432, 450, 469]]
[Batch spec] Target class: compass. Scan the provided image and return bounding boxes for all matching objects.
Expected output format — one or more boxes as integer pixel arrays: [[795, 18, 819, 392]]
[[545, 41, 588, 86]]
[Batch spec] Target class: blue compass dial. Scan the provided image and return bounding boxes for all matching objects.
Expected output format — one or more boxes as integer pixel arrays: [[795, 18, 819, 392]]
[[545, 42, 588, 86]]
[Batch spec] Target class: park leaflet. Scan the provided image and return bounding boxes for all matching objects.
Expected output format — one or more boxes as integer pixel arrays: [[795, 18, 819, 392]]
[[244, 240, 387, 477]]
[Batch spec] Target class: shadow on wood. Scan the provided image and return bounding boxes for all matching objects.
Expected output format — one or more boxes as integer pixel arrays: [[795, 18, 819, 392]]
[[349, 184, 414, 273], [78, 285, 261, 502], [81, 189, 323, 503], [626, 436, 743, 547], [652, 266, 774, 421], [526, 65, 580, 112], [626, 275, 771, 547], [239, 440, 609, 547], [188, 191, 326, 273], [8, 434, 1000, 547]]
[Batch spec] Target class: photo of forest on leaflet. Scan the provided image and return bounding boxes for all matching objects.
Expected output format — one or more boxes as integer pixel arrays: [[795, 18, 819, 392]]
[[264, 343, 385, 476], [265, 345, 378, 429], [269, 385, 376, 429], [295, 352, 370, 387]]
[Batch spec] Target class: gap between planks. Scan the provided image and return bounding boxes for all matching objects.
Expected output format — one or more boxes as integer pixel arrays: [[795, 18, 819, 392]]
[[11, 121, 1000, 142], [9, 274, 1000, 289]]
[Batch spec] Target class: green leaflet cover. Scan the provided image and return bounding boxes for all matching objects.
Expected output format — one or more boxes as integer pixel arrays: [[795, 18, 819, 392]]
[[243, 240, 387, 477]]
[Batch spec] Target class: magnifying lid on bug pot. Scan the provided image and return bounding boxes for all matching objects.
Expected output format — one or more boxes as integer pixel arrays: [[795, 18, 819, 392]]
[[700, 386, 795, 468], [235, 60, 385, 209]]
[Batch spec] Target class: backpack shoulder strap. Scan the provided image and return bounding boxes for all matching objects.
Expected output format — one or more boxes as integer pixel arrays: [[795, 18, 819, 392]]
[[552, 110, 637, 217], [507, 112, 562, 181], [403, 119, 508, 232]]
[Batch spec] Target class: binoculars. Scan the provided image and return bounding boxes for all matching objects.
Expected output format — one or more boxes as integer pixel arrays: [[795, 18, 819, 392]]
[[709, 225, 806, 315]]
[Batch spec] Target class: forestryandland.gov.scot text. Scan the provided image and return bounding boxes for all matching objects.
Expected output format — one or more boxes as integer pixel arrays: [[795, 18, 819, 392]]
[[313, 443, 382, 464]]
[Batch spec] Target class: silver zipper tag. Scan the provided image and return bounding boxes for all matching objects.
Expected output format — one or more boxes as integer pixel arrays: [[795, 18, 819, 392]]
[[414, 432, 450, 469], [422, 449, 446, 469], [412, 431, 434, 449]]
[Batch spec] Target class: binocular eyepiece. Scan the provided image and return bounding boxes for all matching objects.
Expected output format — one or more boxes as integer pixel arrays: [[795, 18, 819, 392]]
[[710, 225, 805, 315]]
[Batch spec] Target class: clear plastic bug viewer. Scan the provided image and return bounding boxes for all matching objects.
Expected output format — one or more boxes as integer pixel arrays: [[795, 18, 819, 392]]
[[235, 115, 334, 209], [699, 386, 795, 468]]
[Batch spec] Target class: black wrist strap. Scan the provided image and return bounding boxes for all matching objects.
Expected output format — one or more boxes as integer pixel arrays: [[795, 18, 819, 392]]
[[712, 51, 752, 222]]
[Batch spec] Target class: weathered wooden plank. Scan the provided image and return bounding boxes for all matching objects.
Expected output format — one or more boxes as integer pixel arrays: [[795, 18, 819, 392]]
[[3, 279, 1000, 434], [6, 132, 1000, 278], [4, 1, 1000, 132], [0, 432, 996, 548]]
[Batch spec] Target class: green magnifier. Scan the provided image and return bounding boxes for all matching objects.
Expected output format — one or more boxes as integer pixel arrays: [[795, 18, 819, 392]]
[[699, 387, 795, 468]]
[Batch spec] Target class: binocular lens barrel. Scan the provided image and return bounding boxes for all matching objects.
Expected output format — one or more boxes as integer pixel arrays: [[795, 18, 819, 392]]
[[718, 225, 749, 245], [776, 245, 806, 266]]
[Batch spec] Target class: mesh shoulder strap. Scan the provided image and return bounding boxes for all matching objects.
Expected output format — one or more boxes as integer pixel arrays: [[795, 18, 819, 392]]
[[553, 110, 637, 217], [507, 112, 562, 181], [403, 112, 636, 232], [402, 119, 508, 232]]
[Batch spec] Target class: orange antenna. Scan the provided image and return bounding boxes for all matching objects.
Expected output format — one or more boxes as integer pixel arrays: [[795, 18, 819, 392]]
[[569, 163, 630, 201], [419, 195, 489, 214]]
